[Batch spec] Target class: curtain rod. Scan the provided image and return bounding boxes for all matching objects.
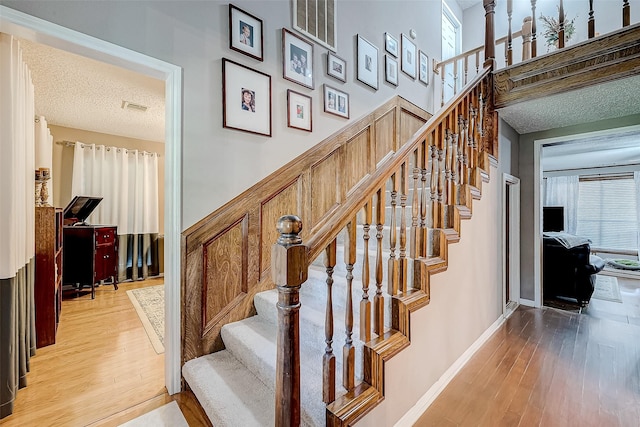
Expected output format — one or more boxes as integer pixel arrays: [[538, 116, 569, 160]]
[[55, 140, 161, 157]]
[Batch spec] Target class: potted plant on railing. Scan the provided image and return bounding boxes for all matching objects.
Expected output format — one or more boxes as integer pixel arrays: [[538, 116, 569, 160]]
[[540, 7, 576, 50]]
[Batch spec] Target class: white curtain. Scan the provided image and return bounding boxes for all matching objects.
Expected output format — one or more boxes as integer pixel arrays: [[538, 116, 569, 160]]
[[635, 172, 640, 252], [71, 143, 160, 280], [0, 32, 36, 419], [71, 143, 159, 234], [544, 175, 579, 234]]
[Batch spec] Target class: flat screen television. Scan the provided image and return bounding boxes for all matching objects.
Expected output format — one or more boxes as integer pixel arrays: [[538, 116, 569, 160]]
[[543, 206, 564, 232], [63, 196, 103, 225]]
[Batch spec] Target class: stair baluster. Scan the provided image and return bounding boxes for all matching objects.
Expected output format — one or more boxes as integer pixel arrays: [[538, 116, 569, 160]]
[[360, 202, 373, 343], [399, 163, 409, 294], [374, 188, 385, 335], [343, 219, 357, 391], [272, 215, 308, 427], [323, 239, 337, 403], [388, 174, 399, 297], [410, 148, 421, 258], [429, 143, 438, 229], [421, 142, 430, 255]]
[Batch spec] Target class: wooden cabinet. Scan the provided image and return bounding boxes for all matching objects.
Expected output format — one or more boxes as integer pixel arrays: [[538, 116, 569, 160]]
[[34, 206, 63, 348], [63, 225, 118, 299]]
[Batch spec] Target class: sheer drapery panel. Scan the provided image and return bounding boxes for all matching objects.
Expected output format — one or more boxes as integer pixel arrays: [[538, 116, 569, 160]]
[[544, 175, 579, 234]]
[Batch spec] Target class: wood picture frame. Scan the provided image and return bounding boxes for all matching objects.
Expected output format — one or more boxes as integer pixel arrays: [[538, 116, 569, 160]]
[[357, 34, 379, 90], [229, 4, 264, 61], [385, 55, 398, 86], [419, 50, 429, 85], [385, 32, 399, 57], [326, 51, 347, 83], [287, 89, 312, 132], [222, 58, 272, 137], [401, 33, 416, 79], [282, 28, 314, 89], [323, 84, 349, 119]]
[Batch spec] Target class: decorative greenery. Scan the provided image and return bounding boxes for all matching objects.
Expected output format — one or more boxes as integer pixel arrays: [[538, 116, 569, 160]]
[[539, 7, 576, 47]]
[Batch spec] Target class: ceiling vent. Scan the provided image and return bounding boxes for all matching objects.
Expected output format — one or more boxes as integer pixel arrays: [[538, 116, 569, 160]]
[[121, 100, 149, 112]]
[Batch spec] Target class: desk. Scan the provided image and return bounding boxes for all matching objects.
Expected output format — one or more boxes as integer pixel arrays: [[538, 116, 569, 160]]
[[63, 225, 118, 299]]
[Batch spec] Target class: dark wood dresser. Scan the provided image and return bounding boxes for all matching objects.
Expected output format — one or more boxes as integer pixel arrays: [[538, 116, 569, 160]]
[[63, 225, 118, 299], [34, 206, 63, 348]]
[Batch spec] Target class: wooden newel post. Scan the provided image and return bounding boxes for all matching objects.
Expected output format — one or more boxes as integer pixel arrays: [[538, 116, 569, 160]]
[[483, 0, 496, 68], [272, 215, 308, 427]]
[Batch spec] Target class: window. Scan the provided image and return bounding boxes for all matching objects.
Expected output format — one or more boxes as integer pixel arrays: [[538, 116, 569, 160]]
[[293, 0, 336, 51], [576, 176, 638, 251]]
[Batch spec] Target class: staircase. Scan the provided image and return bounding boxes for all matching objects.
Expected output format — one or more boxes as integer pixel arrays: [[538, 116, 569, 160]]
[[183, 246, 394, 426]]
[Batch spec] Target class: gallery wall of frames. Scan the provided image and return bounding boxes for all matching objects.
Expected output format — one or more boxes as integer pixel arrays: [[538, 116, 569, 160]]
[[224, 3, 431, 138]]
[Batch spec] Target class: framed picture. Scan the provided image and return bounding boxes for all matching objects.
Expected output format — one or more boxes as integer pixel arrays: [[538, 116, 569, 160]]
[[229, 4, 263, 61], [326, 51, 347, 83], [401, 33, 416, 79], [222, 58, 271, 137], [385, 32, 399, 57], [385, 55, 398, 86], [357, 35, 378, 90], [323, 84, 349, 119], [287, 89, 312, 132], [419, 50, 429, 85], [282, 28, 314, 89]]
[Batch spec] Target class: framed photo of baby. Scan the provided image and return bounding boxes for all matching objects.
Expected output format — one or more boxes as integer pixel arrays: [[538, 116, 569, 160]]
[[222, 58, 272, 136], [282, 28, 314, 89], [229, 4, 263, 61]]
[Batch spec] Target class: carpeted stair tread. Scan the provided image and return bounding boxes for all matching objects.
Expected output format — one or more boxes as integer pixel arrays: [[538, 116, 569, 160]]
[[220, 316, 330, 426], [182, 350, 275, 427]]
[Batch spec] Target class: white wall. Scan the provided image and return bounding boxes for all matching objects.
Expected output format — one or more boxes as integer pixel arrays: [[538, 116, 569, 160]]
[[358, 163, 503, 426], [0, 0, 444, 229]]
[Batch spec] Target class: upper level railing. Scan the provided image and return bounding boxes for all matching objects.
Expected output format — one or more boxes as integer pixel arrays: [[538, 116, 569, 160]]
[[435, 0, 637, 106]]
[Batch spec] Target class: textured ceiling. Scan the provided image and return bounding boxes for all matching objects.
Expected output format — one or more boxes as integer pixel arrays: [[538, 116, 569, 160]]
[[497, 75, 640, 135], [19, 39, 165, 143]]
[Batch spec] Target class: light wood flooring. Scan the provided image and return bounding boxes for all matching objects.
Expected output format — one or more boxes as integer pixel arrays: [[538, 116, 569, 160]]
[[415, 305, 640, 427], [0, 277, 210, 427]]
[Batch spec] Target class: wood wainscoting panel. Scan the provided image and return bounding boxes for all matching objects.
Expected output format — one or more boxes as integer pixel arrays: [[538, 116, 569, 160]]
[[310, 150, 341, 227], [202, 216, 248, 334], [400, 107, 429, 146], [374, 109, 396, 165], [260, 178, 302, 276], [344, 127, 372, 195]]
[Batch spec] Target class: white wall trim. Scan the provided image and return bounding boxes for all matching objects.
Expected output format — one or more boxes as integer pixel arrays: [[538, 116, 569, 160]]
[[502, 173, 521, 315], [519, 298, 536, 307], [394, 314, 507, 427], [1, 5, 183, 395]]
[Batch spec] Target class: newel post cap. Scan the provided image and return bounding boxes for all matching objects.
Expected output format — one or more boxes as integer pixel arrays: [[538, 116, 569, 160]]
[[272, 215, 308, 287]]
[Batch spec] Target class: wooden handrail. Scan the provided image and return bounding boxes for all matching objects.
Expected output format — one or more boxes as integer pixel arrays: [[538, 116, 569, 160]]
[[274, 64, 497, 425]]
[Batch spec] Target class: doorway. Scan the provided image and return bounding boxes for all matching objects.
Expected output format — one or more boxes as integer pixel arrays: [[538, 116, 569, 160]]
[[1, 4, 182, 398], [503, 173, 520, 316]]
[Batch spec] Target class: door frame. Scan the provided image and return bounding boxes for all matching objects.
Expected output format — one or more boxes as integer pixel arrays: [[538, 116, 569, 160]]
[[502, 173, 520, 316], [0, 6, 183, 394]]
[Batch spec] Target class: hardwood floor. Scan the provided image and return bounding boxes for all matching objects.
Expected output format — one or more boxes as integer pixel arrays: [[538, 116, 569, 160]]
[[415, 305, 640, 427], [0, 277, 210, 427]]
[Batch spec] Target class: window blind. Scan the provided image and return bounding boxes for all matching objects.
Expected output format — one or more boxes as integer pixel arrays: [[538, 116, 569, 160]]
[[576, 177, 638, 250]]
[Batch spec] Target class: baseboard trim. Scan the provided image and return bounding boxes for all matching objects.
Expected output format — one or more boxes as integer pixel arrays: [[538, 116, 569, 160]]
[[519, 298, 536, 307], [394, 314, 506, 426]]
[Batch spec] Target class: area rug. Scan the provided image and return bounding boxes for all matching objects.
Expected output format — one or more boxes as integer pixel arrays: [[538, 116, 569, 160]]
[[118, 401, 187, 427], [592, 275, 622, 303], [126, 284, 165, 354]]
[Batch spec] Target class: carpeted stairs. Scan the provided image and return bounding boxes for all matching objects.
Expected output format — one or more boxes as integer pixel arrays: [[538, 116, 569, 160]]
[[183, 239, 395, 426]]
